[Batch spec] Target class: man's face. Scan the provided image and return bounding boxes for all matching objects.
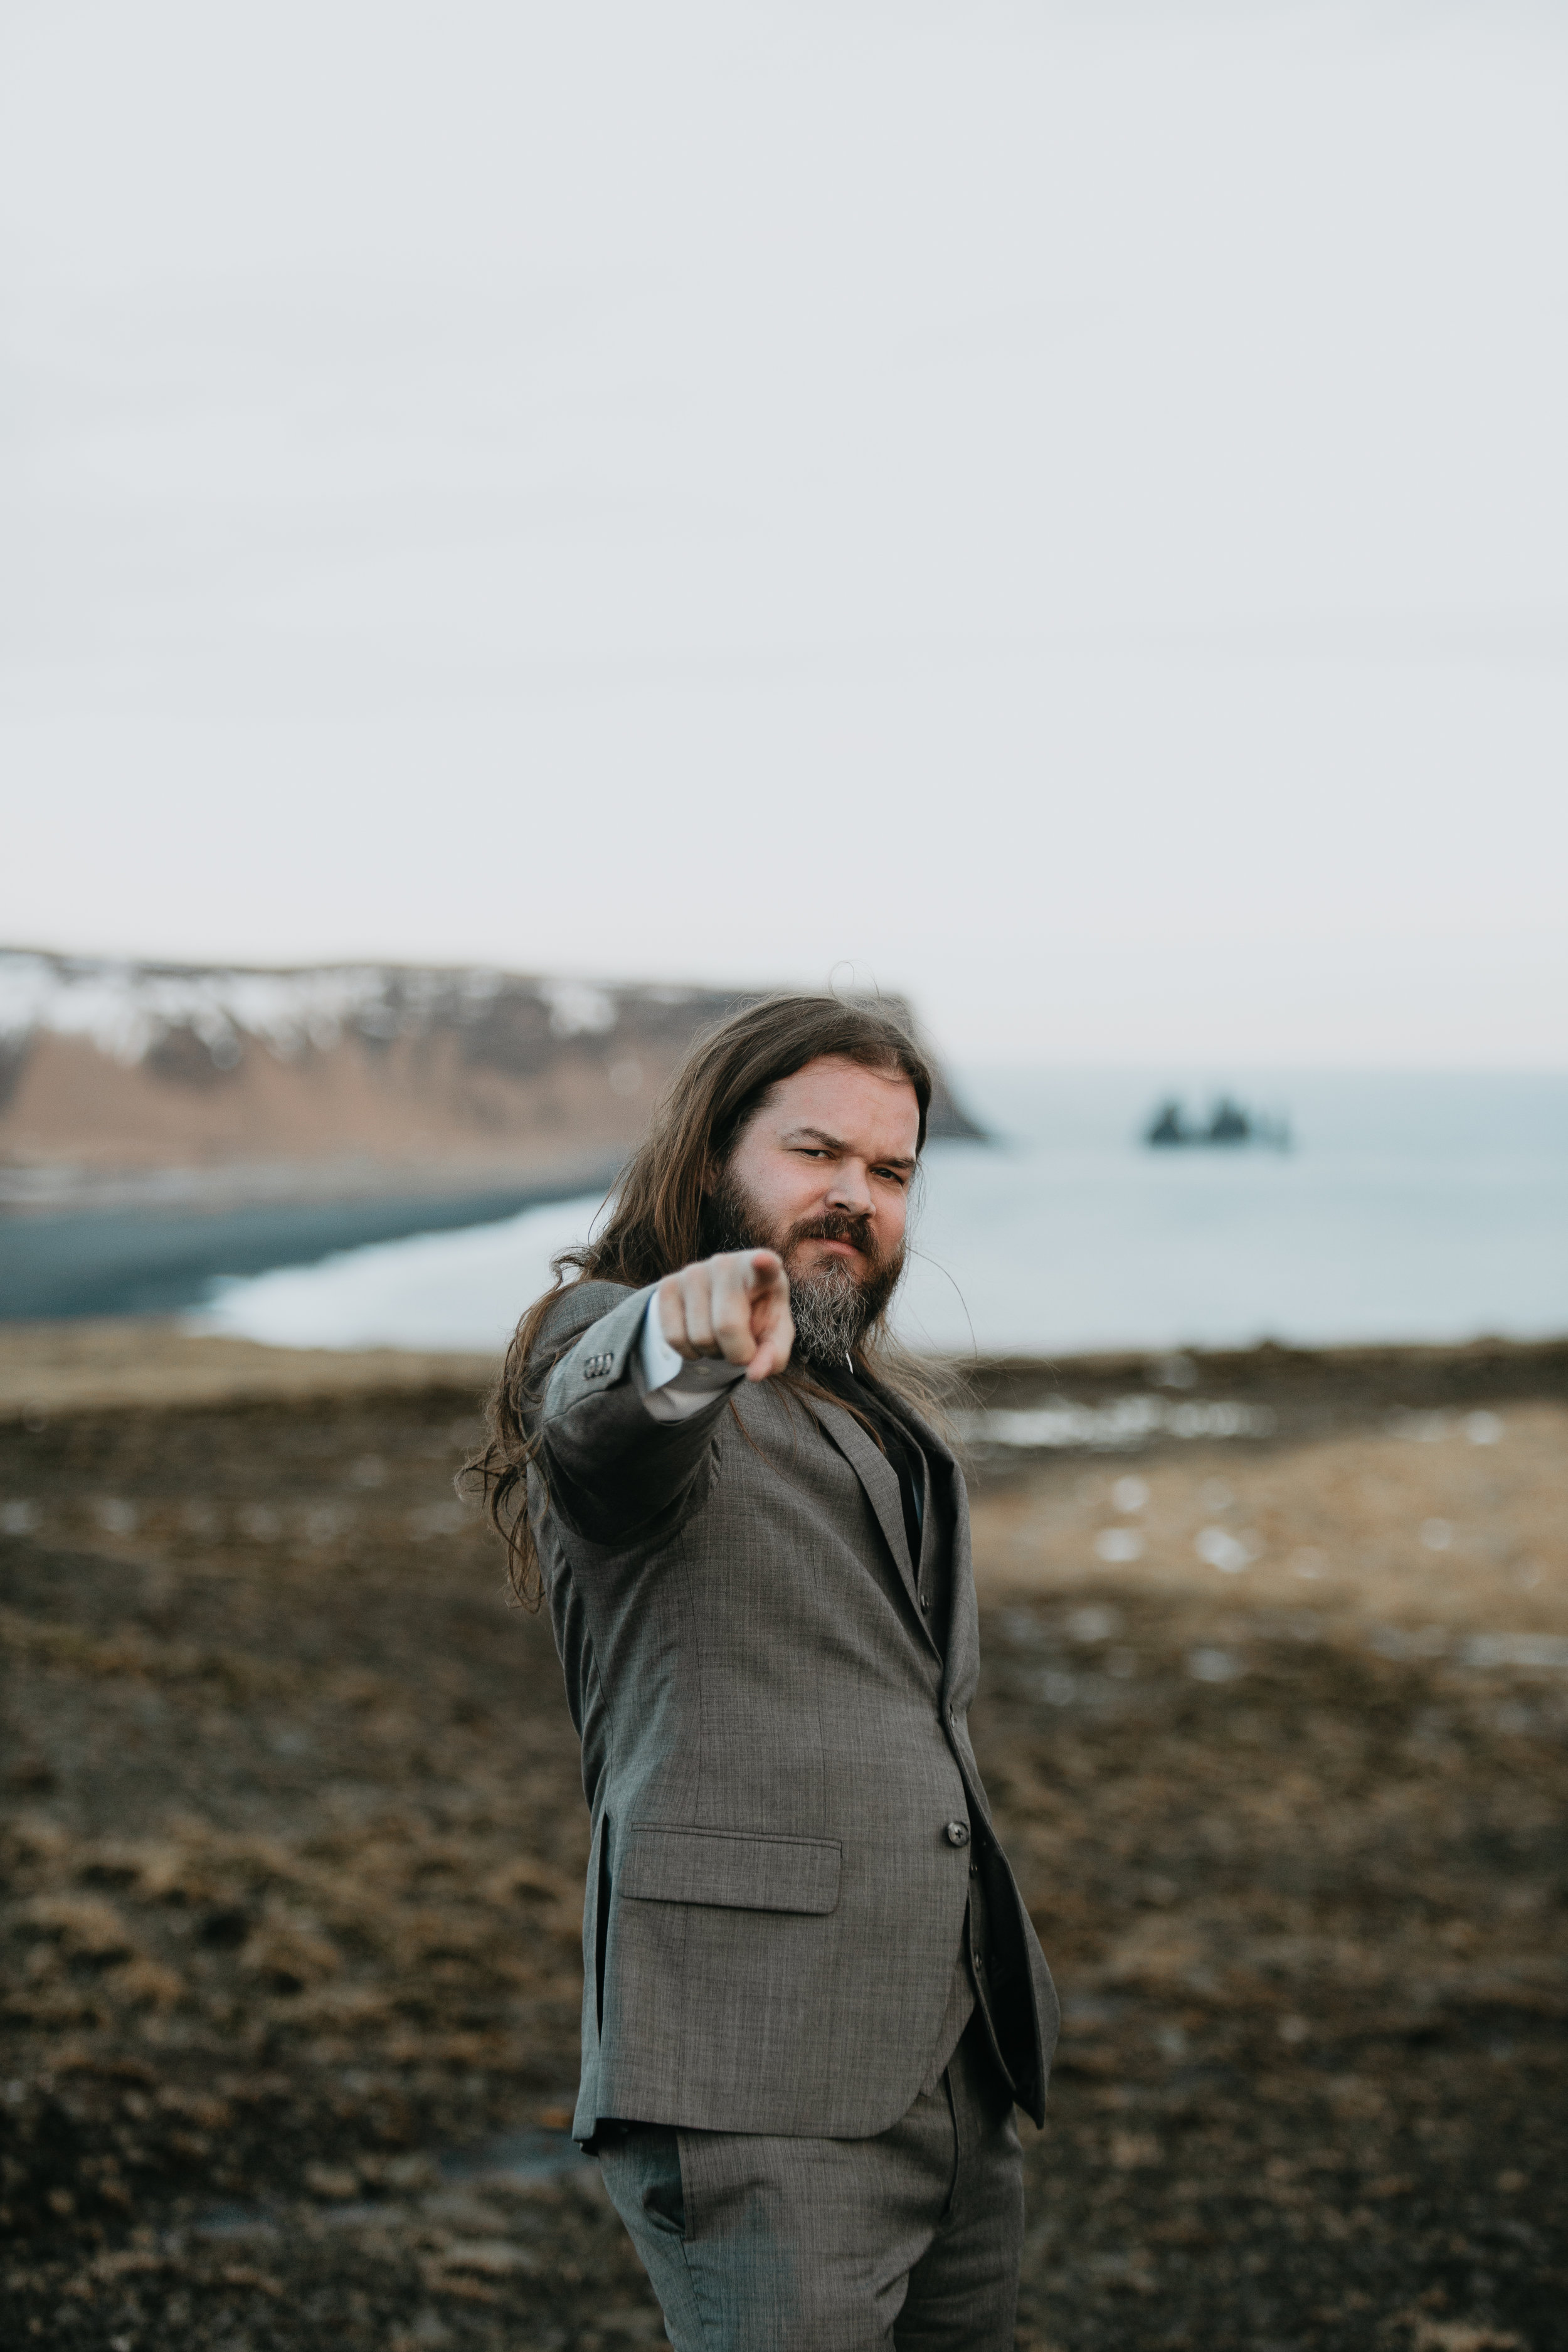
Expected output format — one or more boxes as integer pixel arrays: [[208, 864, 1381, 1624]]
[[707, 1054, 920, 1360]]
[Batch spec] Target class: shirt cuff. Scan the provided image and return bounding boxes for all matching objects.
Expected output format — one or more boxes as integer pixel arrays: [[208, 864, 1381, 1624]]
[[639, 1288, 749, 1423]]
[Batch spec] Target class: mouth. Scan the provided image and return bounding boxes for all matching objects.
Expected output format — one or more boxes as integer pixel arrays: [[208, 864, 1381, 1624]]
[[785, 1216, 877, 1273], [789, 1232, 869, 1274]]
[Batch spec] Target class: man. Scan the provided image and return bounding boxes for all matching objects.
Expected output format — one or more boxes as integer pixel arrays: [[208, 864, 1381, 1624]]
[[472, 995, 1058, 2349]]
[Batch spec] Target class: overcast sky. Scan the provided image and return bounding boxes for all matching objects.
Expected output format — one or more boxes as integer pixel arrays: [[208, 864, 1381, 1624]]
[[2, 0, 1564, 1066]]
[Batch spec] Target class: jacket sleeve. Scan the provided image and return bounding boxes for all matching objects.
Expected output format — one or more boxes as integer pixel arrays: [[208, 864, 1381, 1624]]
[[534, 1284, 733, 1546]]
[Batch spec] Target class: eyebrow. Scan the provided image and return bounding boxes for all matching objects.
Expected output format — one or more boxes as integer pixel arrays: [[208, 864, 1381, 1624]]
[[782, 1125, 917, 1171]]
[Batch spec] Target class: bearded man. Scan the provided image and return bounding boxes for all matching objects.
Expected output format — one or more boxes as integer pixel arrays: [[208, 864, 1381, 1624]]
[[473, 995, 1058, 2351]]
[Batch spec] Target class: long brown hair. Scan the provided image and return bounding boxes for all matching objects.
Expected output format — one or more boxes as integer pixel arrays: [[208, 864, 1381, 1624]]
[[465, 992, 954, 1604]]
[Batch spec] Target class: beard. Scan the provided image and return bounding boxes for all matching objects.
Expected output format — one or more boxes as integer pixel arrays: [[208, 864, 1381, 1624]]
[[703, 1167, 905, 1369]]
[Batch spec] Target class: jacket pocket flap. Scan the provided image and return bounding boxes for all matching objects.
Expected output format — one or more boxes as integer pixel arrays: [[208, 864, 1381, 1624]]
[[620, 1825, 841, 1915]]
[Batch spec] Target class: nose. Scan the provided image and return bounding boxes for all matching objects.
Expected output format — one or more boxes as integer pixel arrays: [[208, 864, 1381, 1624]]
[[827, 1165, 874, 1221]]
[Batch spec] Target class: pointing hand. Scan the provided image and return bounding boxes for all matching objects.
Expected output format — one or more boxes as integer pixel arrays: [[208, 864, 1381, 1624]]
[[655, 1250, 795, 1384]]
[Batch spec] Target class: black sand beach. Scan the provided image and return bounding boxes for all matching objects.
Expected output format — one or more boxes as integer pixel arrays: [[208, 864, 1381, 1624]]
[[2, 1333, 1565, 2350]]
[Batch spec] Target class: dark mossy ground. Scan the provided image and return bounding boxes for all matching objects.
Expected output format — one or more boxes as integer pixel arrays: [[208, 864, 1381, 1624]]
[[2, 1387, 1565, 2351]]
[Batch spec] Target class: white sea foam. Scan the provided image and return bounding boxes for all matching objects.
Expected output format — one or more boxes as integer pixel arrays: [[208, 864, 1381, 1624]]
[[198, 1193, 607, 1352]]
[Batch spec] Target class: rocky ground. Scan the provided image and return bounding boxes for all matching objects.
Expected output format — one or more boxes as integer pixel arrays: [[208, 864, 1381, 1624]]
[[1, 1345, 1565, 2351]]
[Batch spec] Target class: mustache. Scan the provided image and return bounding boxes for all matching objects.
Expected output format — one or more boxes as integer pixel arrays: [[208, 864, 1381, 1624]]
[[785, 1210, 880, 1266]]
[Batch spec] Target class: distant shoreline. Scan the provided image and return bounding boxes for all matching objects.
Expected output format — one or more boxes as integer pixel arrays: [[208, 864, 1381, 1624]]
[[0, 1167, 620, 1321]]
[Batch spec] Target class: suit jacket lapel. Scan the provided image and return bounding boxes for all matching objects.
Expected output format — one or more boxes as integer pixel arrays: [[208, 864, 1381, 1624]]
[[812, 1396, 944, 1663], [941, 1457, 979, 1704], [881, 1389, 977, 1700], [812, 1400, 913, 1578]]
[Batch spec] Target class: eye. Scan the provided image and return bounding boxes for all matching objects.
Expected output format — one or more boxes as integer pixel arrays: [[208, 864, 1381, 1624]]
[[872, 1165, 909, 1187]]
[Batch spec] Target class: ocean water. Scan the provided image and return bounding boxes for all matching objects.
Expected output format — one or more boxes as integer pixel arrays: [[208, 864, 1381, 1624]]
[[198, 1071, 1567, 1359]]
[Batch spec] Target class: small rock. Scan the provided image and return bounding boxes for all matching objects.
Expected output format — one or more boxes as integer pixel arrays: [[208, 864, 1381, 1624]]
[[303, 2163, 359, 2201], [440, 2238, 540, 2276]]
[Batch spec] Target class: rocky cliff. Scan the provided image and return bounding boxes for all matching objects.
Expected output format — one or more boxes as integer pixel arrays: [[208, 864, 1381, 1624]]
[[0, 951, 981, 1212]]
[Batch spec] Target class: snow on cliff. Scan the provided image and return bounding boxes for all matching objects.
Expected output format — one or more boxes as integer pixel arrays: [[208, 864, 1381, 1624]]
[[0, 950, 686, 1071]]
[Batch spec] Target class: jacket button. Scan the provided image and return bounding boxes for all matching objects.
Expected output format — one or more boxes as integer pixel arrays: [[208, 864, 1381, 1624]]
[[945, 1820, 970, 1848]]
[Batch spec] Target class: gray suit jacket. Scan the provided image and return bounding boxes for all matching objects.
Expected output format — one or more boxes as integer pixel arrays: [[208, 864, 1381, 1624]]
[[527, 1279, 1059, 2141]]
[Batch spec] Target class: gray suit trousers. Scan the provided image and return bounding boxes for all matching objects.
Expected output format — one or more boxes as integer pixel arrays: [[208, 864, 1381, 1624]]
[[596, 2015, 1024, 2351]]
